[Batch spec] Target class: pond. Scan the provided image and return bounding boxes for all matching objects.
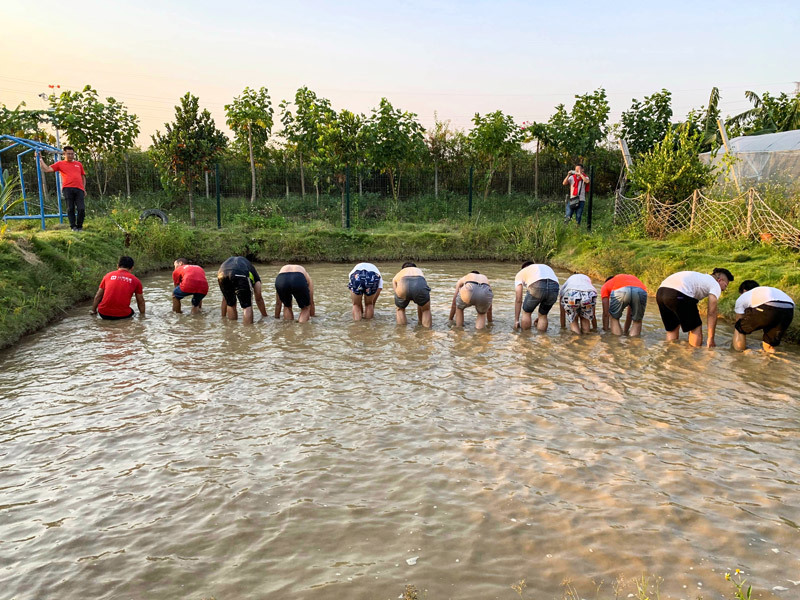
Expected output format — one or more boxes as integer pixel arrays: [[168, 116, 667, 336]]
[[1, 261, 798, 600]]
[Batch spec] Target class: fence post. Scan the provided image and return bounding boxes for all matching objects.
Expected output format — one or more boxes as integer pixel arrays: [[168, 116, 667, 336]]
[[586, 165, 595, 232], [746, 188, 754, 237], [534, 140, 539, 199], [345, 165, 351, 229], [690, 189, 698, 231], [125, 154, 131, 198], [215, 163, 221, 229], [468, 166, 473, 219]]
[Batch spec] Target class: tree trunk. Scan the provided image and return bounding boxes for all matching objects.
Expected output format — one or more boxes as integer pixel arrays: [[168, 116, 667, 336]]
[[507, 160, 512, 196], [92, 156, 103, 197], [534, 140, 539, 199], [357, 160, 363, 196], [434, 161, 439, 198], [188, 170, 195, 227], [483, 168, 494, 201], [248, 123, 256, 204], [315, 180, 320, 207], [388, 169, 396, 202], [299, 151, 306, 198], [205, 170, 210, 198], [284, 153, 289, 197], [341, 183, 346, 228], [125, 154, 131, 198]]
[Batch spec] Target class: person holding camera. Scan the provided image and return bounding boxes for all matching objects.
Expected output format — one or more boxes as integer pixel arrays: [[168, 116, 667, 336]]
[[562, 164, 590, 225]]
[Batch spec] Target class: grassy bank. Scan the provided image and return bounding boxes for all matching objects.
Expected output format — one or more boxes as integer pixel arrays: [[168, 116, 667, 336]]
[[1, 195, 798, 348]]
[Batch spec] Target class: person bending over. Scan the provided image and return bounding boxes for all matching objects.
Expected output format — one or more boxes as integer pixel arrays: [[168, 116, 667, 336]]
[[91, 256, 145, 319], [513, 261, 560, 332], [656, 268, 733, 347], [600, 274, 648, 336], [348, 262, 383, 321], [274, 264, 315, 323], [733, 279, 795, 353], [217, 256, 267, 324], [392, 262, 432, 327], [449, 271, 493, 330], [172, 258, 209, 314], [559, 273, 598, 335]]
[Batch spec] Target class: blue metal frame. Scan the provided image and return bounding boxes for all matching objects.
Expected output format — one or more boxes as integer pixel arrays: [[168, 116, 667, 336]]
[[0, 134, 64, 230]]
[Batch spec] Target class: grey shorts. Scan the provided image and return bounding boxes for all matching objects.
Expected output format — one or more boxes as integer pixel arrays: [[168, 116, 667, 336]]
[[456, 282, 493, 314], [394, 276, 431, 309], [521, 279, 560, 315], [609, 286, 648, 321]]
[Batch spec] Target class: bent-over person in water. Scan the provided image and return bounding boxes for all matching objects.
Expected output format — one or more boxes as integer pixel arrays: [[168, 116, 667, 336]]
[[274, 265, 315, 323], [449, 271, 493, 330], [217, 256, 267, 324], [172, 258, 208, 314], [732, 279, 795, 353], [656, 268, 733, 347], [600, 273, 648, 336], [91, 256, 145, 319], [392, 262, 432, 327], [559, 273, 598, 335], [513, 261, 560, 332], [348, 262, 383, 321]]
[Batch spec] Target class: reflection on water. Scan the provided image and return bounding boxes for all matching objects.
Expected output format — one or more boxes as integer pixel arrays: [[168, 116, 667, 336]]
[[1, 261, 799, 600]]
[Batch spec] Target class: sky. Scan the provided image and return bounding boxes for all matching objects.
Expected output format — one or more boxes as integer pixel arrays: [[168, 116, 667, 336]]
[[2, 0, 798, 148]]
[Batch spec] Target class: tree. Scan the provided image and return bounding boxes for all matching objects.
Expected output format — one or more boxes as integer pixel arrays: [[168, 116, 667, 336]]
[[728, 90, 800, 135], [225, 86, 274, 204], [468, 110, 523, 200], [363, 98, 426, 208], [0, 103, 52, 141], [534, 88, 610, 161], [151, 93, 227, 226], [425, 113, 454, 199], [316, 109, 364, 226], [620, 89, 673, 156], [49, 85, 140, 196], [629, 117, 715, 204]]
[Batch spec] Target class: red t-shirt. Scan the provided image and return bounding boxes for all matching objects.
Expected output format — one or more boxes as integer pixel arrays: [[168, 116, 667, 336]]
[[98, 269, 143, 317], [600, 274, 647, 298], [172, 264, 209, 294], [51, 160, 86, 191]]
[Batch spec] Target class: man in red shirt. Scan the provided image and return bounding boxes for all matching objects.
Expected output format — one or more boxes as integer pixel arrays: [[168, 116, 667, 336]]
[[38, 146, 87, 231], [600, 273, 648, 336], [91, 256, 146, 320], [172, 258, 209, 314]]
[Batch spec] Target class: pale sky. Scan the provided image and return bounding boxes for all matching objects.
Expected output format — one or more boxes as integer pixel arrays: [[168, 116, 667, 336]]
[[3, 0, 798, 147]]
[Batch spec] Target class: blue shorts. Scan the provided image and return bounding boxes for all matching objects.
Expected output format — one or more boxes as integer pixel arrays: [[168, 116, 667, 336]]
[[173, 285, 206, 307], [609, 286, 647, 321], [348, 269, 381, 296]]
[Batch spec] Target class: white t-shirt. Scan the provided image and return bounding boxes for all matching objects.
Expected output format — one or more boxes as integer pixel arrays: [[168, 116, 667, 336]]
[[659, 271, 721, 301], [514, 264, 558, 288], [560, 274, 597, 298], [735, 287, 794, 314], [349, 262, 383, 289]]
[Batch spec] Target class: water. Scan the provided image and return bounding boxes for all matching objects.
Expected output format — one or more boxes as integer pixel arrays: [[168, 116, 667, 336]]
[[1, 261, 799, 600]]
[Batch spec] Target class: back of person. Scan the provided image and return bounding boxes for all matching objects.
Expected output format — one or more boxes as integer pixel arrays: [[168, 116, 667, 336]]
[[174, 264, 209, 294], [348, 262, 383, 297], [734, 284, 795, 351], [98, 269, 142, 318], [659, 271, 720, 301], [601, 273, 648, 335]]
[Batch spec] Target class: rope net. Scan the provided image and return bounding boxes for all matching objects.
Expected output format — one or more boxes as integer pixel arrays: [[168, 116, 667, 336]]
[[614, 188, 800, 251]]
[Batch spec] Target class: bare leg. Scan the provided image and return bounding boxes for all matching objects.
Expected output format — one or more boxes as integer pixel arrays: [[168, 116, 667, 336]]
[[610, 317, 623, 336], [569, 319, 581, 335], [283, 306, 294, 321], [687, 325, 703, 347], [419, 302, 432, 328], [536, 313, 549, 332], [396, 308, 407, 325], [666, 327, 680, 342], [629, 320, 642, 337], [351, 292, 363, 321], [243, 306, 254, 324], [520, 311, 533, 330], [732, 329, 747, 351], [475, 312, 487, 330], [580, 316, 591, 334], [172, 297, 182, 313], [298, 306, 311, 323], [221, 299, 228, 318], [364, 290, 379, 319], [191, 304, 201, 315], [455, 307, 465, 327], [226, 305, 239, 321]]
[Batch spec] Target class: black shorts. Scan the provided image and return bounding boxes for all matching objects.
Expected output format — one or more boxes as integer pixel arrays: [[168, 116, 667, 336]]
[[275, 272, 310, 309], [394, 276, 431, 309], [656, 287, 701, 332], [218, 270, 253, 309], [99, 308, 134, 320], [735, 303, 794, 347]]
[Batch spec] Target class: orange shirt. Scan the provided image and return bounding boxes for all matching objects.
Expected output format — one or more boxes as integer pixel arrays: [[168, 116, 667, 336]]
[[172, 264, 209, 294], [51, 160, 86, 191], [600, 274, 647, 298], [98, 269, 143, 317]]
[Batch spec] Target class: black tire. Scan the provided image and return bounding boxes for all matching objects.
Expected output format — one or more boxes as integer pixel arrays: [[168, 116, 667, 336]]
[[139, 209, 168, 224]]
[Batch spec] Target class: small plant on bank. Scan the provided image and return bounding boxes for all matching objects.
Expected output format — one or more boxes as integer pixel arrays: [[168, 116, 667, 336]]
[[725, 569, 752, 600], [0, 171, 23, 239]]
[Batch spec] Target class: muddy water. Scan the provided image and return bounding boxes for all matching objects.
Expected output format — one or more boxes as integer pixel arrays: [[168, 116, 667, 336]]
[[1, 261, 799, 600]]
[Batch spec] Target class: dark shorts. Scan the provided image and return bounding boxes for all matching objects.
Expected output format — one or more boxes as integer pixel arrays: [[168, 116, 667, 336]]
[[394, 276, 431, 309], [218, 270, 253, 309], [99, 308, 134, 320], [656, 287, 701, 332], [456, 282, 493, 314], [735, 303, 794, 347], [521, 279, 559, 315], [275, 272, 311, 309], [609, 286, 648, 321], [348, 269, 381, 296], [173, 285, 206, 307]]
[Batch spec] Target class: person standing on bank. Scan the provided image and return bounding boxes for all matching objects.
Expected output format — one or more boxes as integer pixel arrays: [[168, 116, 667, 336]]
[[392, 262, 432, 327], [91, 256, 145, 319], [274, 264, 316, 323], [172, 258, 209, 314], [449, 271, 493, 330], [562, 164, 590, 225], [217, 256, 267, 324], [348, 262, 383, 321], [38, 146, 87, 231], [513, 261, 560, 332], [732, 280, 795, 353], [656, 268, 734, 348]]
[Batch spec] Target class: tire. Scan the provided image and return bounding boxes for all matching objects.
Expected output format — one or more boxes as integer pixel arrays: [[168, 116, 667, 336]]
[[139, 209, 168, 224]]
